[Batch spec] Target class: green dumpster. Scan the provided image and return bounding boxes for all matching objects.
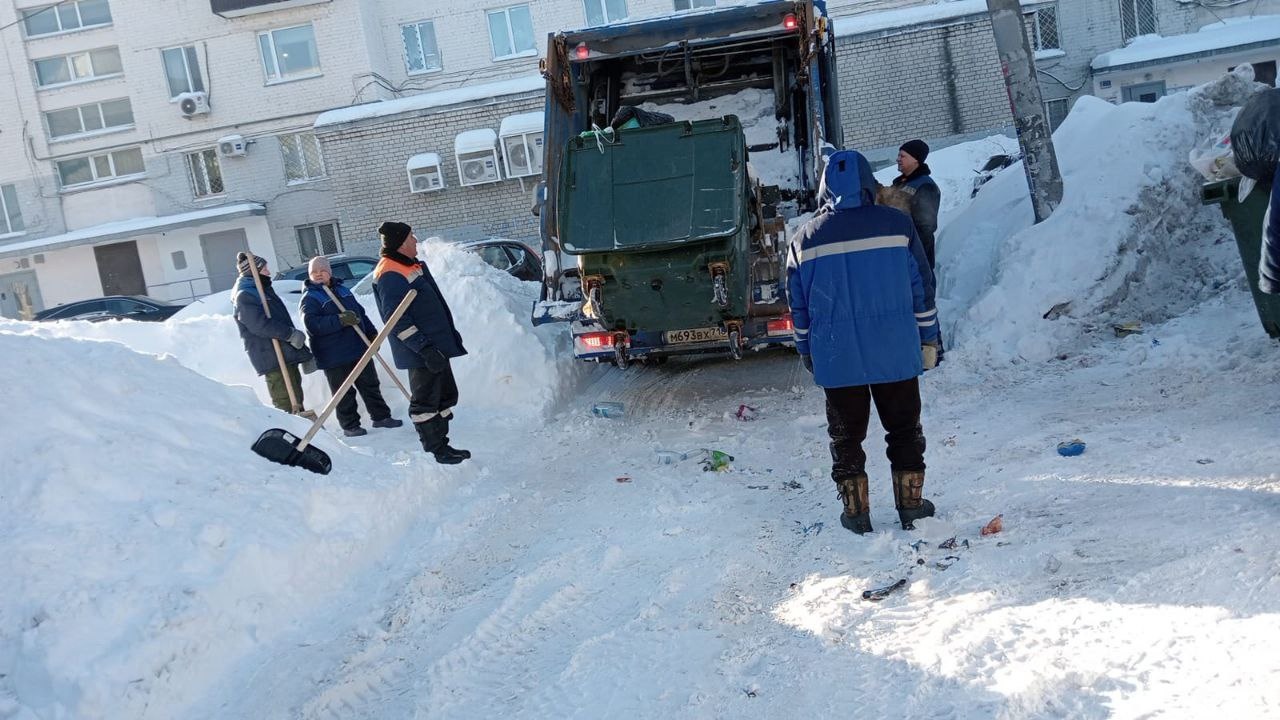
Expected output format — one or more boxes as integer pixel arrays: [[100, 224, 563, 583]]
[[1201, 176, 1280, 339]]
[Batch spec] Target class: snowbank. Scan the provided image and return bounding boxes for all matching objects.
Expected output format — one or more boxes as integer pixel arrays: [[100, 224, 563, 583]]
[[936, 71, 1262, 363], [0, 332, 455, 718]]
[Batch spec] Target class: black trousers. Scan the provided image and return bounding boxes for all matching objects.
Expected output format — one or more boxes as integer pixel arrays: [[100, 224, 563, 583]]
[[323, 361, 392, 430], [824, 377, 926, 480], [408, 363, 459, 452]]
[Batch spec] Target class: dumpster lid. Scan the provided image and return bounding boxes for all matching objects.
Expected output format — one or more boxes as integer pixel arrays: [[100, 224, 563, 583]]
[[558, 117, 746, 254]]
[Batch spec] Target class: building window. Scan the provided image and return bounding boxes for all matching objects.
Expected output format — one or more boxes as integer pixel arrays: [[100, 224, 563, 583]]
[[162, 46, 204, 98], [0, 185, 23, 235], [171, 250, 187, 270], [1119, 0, 1156, 42], [584, 0, 627, 25], [486, 5, 536, 60], [258, 24, 320, 83], [56, 147, 144, 188], [33, 47, 123, 88], [674, 0, 715, 9], [1031, 6, 1059, 51], [279, 132, 325, 182], [402, 20, 443, 74], [187, 149, 224, 198], [22, 0, 111, 37], [296, 221, 341, 258], [1045, 98, 1069, 131], [44, 98, 133, 141]]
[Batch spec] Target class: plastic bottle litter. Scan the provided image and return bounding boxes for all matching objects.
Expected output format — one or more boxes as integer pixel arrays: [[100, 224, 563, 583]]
[[655, 450, 689, 465], [1057, 439, 1086, 457], [592, 402, 625, 419]]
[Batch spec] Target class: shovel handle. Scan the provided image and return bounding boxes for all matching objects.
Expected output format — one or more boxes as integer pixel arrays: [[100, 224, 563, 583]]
[[321, 284, 413, 403], [296, 289, 417, 451], [246, 250, 302, 414]]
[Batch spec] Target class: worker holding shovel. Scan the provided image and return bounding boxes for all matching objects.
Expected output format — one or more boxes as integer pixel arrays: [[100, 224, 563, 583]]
[[300, 256, 405, 437], [232, 252, 316, 416]]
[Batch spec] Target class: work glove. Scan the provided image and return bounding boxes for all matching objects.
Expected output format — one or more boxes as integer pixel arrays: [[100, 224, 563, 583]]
[[422, 347, 448, 373], [300, 357, 318, 375], [287, 329, 307, 350], [922, 342, 939, 371], [800, 354, 813, 374], [338, 310, 360, 327]]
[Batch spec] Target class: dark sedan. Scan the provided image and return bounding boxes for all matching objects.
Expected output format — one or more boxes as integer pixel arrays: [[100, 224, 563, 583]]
[[34, 295, 184, 322], [274, 255, 378, 283]]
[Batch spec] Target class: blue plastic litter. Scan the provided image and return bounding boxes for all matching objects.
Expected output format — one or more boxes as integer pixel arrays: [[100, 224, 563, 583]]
[[1057, 439, 1087, 457], [592, 402, 624, 419]]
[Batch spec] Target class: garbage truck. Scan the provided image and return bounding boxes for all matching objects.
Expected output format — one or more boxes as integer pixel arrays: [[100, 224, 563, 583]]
[[531, 0, 842, 367]]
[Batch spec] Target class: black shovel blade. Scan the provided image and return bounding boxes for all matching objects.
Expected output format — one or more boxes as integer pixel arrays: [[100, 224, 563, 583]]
[[251, 428, 332, 475]]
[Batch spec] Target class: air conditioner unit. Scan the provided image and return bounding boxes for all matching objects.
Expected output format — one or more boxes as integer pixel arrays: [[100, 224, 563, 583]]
[[406, 152, 444, 193], [502, 132, 544, 178], [217, 134, 247, 158], [178, 91, 210, 118], [454, 129, 501, 187], [499, 111, 545, 179]]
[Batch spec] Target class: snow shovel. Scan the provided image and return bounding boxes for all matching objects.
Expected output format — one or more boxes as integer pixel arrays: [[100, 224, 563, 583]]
[[245, 250, 310, 418], [252, 289, 417, 474], [320, 284, 412, 403]]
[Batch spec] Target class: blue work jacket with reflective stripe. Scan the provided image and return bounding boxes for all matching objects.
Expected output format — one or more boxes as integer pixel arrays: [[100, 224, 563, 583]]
[[787, 150, 938, 388]]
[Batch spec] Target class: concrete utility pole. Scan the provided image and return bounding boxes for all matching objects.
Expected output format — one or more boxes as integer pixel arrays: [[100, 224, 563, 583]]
[[986, 0, 1064, 223]]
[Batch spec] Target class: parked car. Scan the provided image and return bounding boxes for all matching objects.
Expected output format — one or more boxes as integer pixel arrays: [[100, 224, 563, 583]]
[[971, 152, 1020, 198], [459, 238, 543, 282], [274, 254, 378, 283], [33, 295, 183, 322]]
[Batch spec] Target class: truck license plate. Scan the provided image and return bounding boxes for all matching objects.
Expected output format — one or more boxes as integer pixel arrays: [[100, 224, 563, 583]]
[[664, 326, 728, 344]]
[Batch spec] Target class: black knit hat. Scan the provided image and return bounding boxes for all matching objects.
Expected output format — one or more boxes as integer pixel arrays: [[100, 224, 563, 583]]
[[900, 139, 929, 164], [236, 251, 267, 277], [379, 221, 412, 251]]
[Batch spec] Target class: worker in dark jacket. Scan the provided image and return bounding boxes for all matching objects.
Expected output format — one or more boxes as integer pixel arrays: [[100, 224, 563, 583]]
[[1260, 164, 1280, 295], [231, 252, 314, 414], [892, 139, 942, 271], [300, 255, 403, 437], [372, 222, 469, 464], [788, 149, 940, 535]]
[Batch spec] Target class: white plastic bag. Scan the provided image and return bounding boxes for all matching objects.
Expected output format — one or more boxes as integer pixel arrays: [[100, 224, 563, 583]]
[[1189, 131, 1241, 181]]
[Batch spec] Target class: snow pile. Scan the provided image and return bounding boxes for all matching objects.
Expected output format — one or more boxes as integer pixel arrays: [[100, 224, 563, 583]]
[[0, 331, 457, 719], [937, 71, 1263, 363], [874, 133, 1021, 228]]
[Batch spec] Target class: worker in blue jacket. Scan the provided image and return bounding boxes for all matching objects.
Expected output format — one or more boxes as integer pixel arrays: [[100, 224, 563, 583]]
[[300, 255, 402, 437], [1260, 164, 1279, 295], [787, 149, 940, 535], [372, 221, 469, 465]]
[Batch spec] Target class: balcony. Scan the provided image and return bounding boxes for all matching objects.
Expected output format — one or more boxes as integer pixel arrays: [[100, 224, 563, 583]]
[[210, 0, 331, 18]]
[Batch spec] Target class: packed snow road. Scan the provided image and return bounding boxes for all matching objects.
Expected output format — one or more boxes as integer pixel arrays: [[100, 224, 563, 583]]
[[203, 311, 1280, 719]]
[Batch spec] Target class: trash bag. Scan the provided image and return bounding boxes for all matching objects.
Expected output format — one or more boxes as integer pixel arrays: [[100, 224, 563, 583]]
[[1189, 131, 1240, 181], [1231, 88, 1280, 181], [609, 105, 675, 130]]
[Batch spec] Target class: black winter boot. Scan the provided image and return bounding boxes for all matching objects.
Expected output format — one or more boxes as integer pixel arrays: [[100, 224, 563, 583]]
[[893, 470, 935, 530], [836, 473, 873, 534], [432, 446, 468, 464]]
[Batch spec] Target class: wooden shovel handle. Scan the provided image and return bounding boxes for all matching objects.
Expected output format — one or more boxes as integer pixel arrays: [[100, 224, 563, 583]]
[[320, 284, 413, 403], [297, 289, 417, 451]]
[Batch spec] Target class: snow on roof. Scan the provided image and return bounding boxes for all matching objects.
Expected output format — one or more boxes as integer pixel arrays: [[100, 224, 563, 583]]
[[500, 111, 544, 137], [0, 203, 265, 260], [832, 0, 1045, 38], [406, 152, 441, 170], [314, 75, 544, 128], [1092, 15, 1280, 70], [454, 129, 497, 154]]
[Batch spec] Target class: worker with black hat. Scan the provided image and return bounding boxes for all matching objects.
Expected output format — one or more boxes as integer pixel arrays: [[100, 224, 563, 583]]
[[891, 139, 941, 271], [371, 221, 470, 464]]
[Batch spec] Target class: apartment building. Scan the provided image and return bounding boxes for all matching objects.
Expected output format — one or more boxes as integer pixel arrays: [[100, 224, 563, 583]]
[[3, 0, 1277, 320]]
